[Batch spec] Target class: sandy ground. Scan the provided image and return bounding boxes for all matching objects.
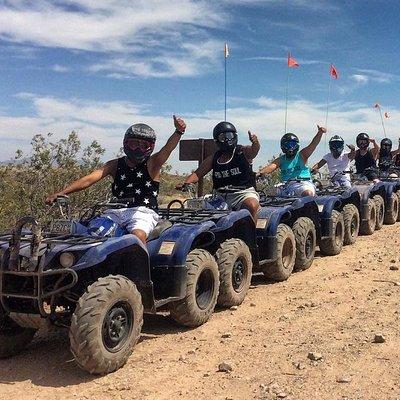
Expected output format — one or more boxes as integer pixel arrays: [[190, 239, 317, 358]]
[[0, 223, 399, 400]]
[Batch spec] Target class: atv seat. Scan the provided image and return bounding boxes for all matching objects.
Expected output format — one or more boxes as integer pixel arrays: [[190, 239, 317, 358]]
[[147, 219, 173, 241]]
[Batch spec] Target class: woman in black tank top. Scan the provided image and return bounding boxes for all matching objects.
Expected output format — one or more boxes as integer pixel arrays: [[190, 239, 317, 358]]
[[179, 121, 260, 221]]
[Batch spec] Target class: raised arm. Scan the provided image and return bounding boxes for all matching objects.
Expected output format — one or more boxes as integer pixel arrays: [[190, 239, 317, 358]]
[[259, 158, 280, 175], [346, 144, 356, 160], [243, 131, 260, 161], [311, 158, 327, 174], [300, 125, 327, 163], [45, 159, 116, 204], [370, 138, 380, 159], [180, 156, 213, 186], [148, 115, 186, 177], [391, 138, 400, 157]]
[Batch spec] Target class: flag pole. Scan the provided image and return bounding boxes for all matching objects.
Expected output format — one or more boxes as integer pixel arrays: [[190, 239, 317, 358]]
[[324, 77, 332, 151], [376, 105, 387, 138], [224, 51, 227, 121], [284, 67, 290, 133]]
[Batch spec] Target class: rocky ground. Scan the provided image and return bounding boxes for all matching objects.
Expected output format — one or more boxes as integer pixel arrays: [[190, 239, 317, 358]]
[[0, 223, 399, 400]]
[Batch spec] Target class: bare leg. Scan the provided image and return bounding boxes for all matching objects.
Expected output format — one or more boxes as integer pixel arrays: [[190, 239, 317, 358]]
[[240, 198, 260, 223], [132, 229, 147, 245]]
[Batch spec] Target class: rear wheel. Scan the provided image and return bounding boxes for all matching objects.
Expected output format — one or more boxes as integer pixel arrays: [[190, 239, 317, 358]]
[[373, 195, 385, 230], [343, 204, 360, 245], [69, 275, 143, 375], [262, 224, 296, 281], [169, 249, 219, 327], [292, 217, 316, 272], [384, 193, 399, 225], [0, 307, 36, 359], [319, 210, 344, 256], [215, 239, 252, 307], [359, 199, 376, 235]]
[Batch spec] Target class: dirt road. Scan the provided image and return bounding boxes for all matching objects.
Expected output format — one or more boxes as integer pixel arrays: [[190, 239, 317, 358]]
[[1, 223, 399, 400]]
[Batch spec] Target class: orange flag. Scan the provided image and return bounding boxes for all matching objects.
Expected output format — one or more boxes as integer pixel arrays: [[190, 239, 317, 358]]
[[384, 112, 389, 118], [287, 52, 299, 68], [330, 64, 338, 79]]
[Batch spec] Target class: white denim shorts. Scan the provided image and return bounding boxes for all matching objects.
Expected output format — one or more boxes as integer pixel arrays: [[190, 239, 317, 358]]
[[102, 206, 160, 236], [216, 187, 260, 210]]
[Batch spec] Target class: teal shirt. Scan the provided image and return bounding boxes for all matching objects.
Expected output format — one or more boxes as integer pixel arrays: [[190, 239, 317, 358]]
[[279, 152, 311, 181]]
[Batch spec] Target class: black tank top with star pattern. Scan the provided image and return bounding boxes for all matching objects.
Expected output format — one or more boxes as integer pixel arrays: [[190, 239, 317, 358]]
[[111, 157, 159, 210]]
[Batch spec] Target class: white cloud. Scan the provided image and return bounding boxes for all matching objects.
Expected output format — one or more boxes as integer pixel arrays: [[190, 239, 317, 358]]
[[353, 69, 398, 84], [0, 0, 224, 78], [352, 74, 369, 84], [52, 64, 70, 73], [1, 93, 396, 170]]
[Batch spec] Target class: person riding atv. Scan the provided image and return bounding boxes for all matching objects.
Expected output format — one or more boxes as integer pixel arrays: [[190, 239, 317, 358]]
[[378, 137, 400, 174], [177, 121, 260, 222], [311, 135, 355, 188], [258, 125, 327, 197], [354, 132, 379, 180], [46, 115, 186, 244]]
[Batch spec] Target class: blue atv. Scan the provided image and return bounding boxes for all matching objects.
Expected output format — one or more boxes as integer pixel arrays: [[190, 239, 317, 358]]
[[350, 168, 390, 235], [256, 188, 319, 280], [374, 166, 400, 224], [314, 172, 361, 248], [0, 196, 256, 375]]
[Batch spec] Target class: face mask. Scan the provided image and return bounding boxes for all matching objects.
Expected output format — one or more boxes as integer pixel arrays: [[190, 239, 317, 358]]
[[282, 139, 299, 158], [123, 139, 154, 163], [330, 145, 344, 158], [216, 131, 237, 152], [381, 144, 392, 155]]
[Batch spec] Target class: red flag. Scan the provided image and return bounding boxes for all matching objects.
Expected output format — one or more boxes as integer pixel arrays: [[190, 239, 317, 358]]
[[287, 52, 299, 68], [330, 64, 338, 79], [384, 112, 389, 118]]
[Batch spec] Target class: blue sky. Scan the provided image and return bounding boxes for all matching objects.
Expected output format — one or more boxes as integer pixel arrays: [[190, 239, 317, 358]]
[[0, 0, 399, 171]]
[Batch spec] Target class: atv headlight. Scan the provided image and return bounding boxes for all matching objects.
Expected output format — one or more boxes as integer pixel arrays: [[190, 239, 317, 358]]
[[59, 252, 75, 268], [158, 241, 176, 255]]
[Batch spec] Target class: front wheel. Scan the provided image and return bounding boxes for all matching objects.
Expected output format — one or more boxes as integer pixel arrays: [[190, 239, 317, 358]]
[[342, 204, 360, 245], [216, 239, 252, 307], [292, 217, 316, 272], [319, 210, 344, 256], [0, 307, 36, 359], [359, 198, 376, 235], [69, 275, 143, 375], [384, 193, 399, 225], [373, 195, 385, 230], [262, 224, 296, 281], [169, 249, 219, 327]]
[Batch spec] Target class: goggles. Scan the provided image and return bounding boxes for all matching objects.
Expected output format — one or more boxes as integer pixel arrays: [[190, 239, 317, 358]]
[[123, 138, 154, 152], [217, 131, 236, 142]]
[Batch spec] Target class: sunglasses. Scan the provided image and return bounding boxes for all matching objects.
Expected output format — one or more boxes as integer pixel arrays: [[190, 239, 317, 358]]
[[124, 138, 154, 152]]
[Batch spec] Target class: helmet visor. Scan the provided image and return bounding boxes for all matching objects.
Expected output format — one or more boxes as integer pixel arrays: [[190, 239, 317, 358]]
[[329, 141, 344, 151]]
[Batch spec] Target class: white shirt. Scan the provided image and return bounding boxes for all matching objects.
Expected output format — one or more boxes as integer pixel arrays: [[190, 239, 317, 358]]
[[323, 152, 351, 180]]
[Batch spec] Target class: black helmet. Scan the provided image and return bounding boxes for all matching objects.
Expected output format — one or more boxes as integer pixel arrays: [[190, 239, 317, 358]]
[[380, 138, 392, 151], [280, 133, 299, 158], [123, 123, 156, 163], [356, 132, 369, 149], [329, 135, 344, 156], [124, 123, 156, 143], [213, 121, 238, 152]]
